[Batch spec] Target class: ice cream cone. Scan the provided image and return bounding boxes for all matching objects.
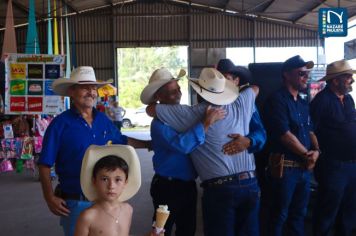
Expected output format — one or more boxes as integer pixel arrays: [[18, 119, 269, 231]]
[[154, 205, 170, 229]]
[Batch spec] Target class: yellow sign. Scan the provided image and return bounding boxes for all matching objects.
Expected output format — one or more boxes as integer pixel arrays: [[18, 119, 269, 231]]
[[98, 84, 117, 97], [10, 63, 26, 79]]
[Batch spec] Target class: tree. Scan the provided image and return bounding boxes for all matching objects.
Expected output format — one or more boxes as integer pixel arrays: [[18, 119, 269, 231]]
[[117, 46, 188, 108]]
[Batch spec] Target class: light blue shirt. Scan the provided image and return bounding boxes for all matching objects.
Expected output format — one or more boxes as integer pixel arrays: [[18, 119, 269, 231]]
[[156, 88, 256, 181], [151, 118, 204, 181]]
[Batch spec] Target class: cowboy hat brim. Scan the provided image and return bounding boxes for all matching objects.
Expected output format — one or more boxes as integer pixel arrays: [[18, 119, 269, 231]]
[[189, 78, 239, 105], [140, 78, 180, 105], [52, 78, 113, 96], [80, 145, 141, 202], [319, 69, 356, 81], [140, 69, 186, 105]]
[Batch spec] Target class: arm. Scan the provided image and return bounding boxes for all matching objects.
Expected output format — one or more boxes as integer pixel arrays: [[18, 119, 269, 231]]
[[151, 106, 225, 154], [39, 165, 70, 216], [127, 137, 151, 149], [223, 109, 266, 155], [74, 211, 91, 236], [280, 131, 309, 157]]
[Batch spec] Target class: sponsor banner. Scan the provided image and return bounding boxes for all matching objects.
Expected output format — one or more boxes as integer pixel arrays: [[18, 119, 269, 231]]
[[5, 53, 65, 114], [28, 97, 43, 112], [10, 63, 26, 79], [10, 80, 26, 95], [45, 80, 55, 95], [28, 80, 43, 95], [28, 64, 44, 79], [10, 97, 25, 112], [45, 64, 60, 79], [44, 96, 65, 114]]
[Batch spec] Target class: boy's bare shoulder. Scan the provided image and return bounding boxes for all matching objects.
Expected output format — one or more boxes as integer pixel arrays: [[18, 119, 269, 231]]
[[121, 202, 133, 215], [80, 205, 100, 221]]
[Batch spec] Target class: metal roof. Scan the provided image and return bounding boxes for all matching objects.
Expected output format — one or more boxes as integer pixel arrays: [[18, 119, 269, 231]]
[[1, 0, 356, 30]]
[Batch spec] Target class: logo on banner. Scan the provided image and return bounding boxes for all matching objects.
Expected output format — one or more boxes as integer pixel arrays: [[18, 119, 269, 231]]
[[44, 96, 64, 114], [28, 97, 43, 112], [28, 80, 43, 95], [10, 97, 26, 112], [45, 80, 55, 95], [28, 64, 44, 79], [10, 80, 26, 95], [45, 64, 60, 79], [319, 8, 348, 37], [10, 64, 26, 79]]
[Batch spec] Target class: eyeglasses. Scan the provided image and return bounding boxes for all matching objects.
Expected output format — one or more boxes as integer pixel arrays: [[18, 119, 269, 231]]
[[298, 71, 309, 78]]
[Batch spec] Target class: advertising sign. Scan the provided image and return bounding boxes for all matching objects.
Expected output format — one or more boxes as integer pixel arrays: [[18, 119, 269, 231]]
[[4, 53, 65, 115]]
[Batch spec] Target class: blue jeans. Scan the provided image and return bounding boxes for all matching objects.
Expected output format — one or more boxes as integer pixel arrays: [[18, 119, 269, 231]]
[[60, 200, 92, 236], [268, 168, 311, 236], [313, 158, 356, 236], [202, 177, 260, 236]]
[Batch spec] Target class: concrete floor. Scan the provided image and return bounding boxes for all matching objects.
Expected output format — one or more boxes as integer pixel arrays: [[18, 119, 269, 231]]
[[0, 147, 204, 236]]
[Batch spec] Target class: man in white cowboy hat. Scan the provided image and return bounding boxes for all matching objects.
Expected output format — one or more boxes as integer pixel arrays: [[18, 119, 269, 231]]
[[146, 67, 260, 235], [310, 59, 356, 236], [38, 66, 150, 236], [140, 67, 225, 236], [264, 55, 320, 236]]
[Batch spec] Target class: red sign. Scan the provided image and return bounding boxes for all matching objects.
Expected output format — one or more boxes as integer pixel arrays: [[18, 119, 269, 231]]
[[10, 97, 26, 112], [27, 97, 43, 112]]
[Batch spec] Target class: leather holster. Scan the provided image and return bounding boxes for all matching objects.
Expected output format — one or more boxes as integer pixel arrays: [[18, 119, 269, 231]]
[[269, 153, 284, 178]]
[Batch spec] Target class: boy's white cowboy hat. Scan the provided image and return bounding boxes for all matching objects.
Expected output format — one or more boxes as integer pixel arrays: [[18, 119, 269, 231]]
[[52, 66, 112, 96], [140, 68, 186, 104], [319, 59, 356, 81], [80, 145, 141, 202], [189, 68, 239, 105]]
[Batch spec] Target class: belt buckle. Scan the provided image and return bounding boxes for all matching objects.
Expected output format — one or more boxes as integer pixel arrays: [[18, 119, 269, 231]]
[[239, 172, 248, 180]]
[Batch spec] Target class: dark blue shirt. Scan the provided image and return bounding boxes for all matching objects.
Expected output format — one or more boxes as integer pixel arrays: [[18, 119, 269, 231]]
[[38, 108, 128, 194], [310, 86, 356, 161], [247, 108, 266, 153], [151, 118, 204, 181], [265, 87, 313, 161]]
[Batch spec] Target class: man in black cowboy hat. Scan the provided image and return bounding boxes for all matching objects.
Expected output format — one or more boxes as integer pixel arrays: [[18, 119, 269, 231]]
[[264, 55, 320, 236], [216, 59, 266, 155], [310, 59, 356, 236]]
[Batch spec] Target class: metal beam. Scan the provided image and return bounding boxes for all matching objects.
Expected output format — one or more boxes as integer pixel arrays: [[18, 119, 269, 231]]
[[11, 0, 41, 18], [61, 0, 79, 14], [292, 0, 327, 24]]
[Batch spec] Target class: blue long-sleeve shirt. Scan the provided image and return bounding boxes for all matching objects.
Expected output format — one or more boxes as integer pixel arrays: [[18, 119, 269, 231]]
[[310, 86, 356, 161], [151, 118, 205, 181], [247, 108, 266, 153]]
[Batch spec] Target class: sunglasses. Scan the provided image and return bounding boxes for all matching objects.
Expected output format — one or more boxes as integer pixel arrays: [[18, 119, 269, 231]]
[[298, 71, 310, 78]]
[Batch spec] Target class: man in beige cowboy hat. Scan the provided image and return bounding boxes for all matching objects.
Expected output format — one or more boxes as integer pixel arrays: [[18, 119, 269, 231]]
[[310, 59, 356, 236], [140, 67, 225, 236], [38, 66, 150, 236], [146, 67, 260, 235]]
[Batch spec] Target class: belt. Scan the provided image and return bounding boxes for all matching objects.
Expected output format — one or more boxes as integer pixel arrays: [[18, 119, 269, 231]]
[[154, 174, 195, 183], [200, 171, 256, 188], [283, 160, 304, 168]]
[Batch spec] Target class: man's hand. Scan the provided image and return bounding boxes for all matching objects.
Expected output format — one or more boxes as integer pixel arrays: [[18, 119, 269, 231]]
[[46, 195, 70, 216], [223, 134, 251, 155], [202, 105, 226, 132], [304, 150, 319, 170]]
